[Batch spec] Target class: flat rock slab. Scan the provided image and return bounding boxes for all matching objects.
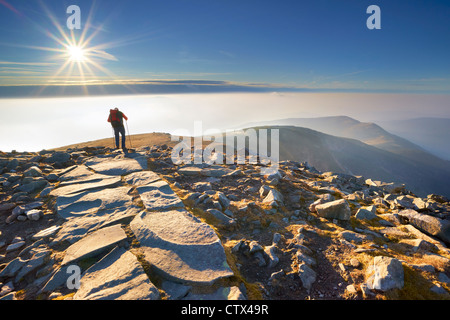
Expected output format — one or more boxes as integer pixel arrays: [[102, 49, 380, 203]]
[[85, 156, 148, 176], [124, 171, 161, 186], [58, 165, 93, 181], [50, 174, 121, 197], [178, 166, 232, 177], [398, 209, 450, 244], [32, 226, 61, 240], [137, 180, 184, 211], [73, 247, 160, 300], [130, 209, 233, 285], [62, 224, 127, 265], [201, 166, 233, 177], [178, 166, 203, 176], [54, 186, 140, 243], [55, 186, 135, 219]]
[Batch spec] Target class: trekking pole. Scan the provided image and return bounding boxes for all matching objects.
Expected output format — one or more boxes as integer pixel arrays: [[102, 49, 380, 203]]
[[125, 120, 133, 149], [111, 127, 116, 149]]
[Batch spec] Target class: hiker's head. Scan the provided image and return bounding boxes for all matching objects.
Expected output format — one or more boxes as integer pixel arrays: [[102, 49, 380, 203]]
[[114, 107, 119, 111]]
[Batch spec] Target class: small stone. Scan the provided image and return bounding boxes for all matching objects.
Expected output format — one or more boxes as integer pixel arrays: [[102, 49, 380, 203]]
[[410, 263, 435, 273], [6, 241, 25, 252], [438, 273, 450, 284], [355, 207, 377, 220], [217, 192, 230, 208], [430, 283, 448, 295], [231, 240, 244, 253], [0, 281, 14, 297], [298, 263, 316, 293], [0, 203, 15, 212], [15, 249, 51, 282], [48, 292, 63, 300], [193, 182, 212, 192], [26, 209, 42, 221], [296, 251, 316, 267], [272, 233, 282, 245], [350, 258, 360, 268], [360, 283, 373, 298], [249, 241, 264, 253], [269, 270, 284, 284], [315, 199, 351, 221], [265, 245, 279, 268], [339, 231, 367, 244], [0, 257, 26, 278], [205, 208, 234, 226], [32, 226, 61, 240], [23, 166, 43, 177], [262, 188, 284, 206], [346, 284, 357, 294]]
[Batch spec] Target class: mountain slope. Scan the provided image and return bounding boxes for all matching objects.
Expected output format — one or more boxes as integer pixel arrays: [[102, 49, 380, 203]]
[[238, 116, 442, 158], [377, 117, 450, 161], [237, 116, 450, 176], [230, 125, 450, 198]]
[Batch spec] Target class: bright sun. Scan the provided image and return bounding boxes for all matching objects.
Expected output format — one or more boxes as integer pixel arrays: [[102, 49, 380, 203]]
[[67, 45, 86, 62]]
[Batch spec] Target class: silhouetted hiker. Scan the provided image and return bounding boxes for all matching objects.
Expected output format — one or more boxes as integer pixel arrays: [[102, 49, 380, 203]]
[[108, 107, 128, 152]]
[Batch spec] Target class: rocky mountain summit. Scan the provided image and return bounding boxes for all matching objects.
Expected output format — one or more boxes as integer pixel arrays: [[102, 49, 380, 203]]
[[0, 145, 449, 300]]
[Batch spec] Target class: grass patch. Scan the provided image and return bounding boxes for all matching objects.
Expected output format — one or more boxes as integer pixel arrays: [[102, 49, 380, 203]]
[[77, 256, 100, 271], [222, 241, 263, 300], [52, 292, 75, 300], [385, 265, 448, 300]]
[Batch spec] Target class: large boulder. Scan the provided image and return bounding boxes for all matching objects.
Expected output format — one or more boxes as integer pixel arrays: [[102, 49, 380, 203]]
[[398, 209, 450, 244], [262, 188, 284, 207], [366, 256, 404, 291], [315, 199, 351, 221]]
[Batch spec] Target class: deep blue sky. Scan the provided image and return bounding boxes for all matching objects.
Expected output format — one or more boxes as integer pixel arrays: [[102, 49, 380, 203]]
[[1, 0, 450, 93]]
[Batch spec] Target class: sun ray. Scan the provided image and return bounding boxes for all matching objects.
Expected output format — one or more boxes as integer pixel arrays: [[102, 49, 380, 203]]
[[78, 3, 96, 47], [2, 1, 160, 91]]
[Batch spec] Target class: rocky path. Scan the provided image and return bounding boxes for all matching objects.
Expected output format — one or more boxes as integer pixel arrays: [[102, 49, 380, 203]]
[[0, 148, 243, 300], [0, 145, 450, 300]]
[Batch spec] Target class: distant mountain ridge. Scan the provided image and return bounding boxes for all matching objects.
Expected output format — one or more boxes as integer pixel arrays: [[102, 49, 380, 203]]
[[236, 115, 450, 173], [230, 125, 450, 196], [54, 117, 450, 197], [377, 117, 450, 161]]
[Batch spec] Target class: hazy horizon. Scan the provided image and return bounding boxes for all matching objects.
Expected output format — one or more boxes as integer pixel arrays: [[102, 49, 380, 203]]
[[1, 92, 449, 153], [1, 1, 450, 153]]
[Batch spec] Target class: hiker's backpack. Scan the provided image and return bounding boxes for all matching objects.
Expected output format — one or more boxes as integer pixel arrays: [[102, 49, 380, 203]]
[[109, 109, 123, 128]]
